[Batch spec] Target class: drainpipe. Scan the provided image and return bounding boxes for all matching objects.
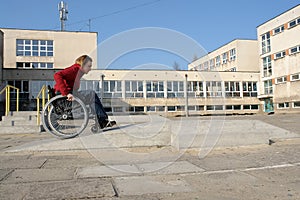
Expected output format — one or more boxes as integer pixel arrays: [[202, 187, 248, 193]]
[[100, 74, 105, 101], [185, 74, 189, 117]]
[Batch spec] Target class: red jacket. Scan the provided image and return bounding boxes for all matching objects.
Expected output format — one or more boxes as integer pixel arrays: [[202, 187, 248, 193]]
[[54, 64, 84, 96]]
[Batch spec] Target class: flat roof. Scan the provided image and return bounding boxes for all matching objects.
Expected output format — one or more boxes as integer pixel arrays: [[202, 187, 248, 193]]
[[0, 27, 97, 34], [257, 4, 300, 28]]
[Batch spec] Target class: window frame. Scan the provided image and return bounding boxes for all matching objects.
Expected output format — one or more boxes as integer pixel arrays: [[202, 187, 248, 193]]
[[290, 73, 300, 81], [225, 81, 241, 98], [229, 48, 236, 61], [273, 25, 284, 35], [261, 32, 271, 54], [276, 76, 287, 84], [16, 39, 54, 57], [277, 102, 290, 109], [263, 56, 272, 77], [274, 51, 286, 60], [222, 52, 228, 64]]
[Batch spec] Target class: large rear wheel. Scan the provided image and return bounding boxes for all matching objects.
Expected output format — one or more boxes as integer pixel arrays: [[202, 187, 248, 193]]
[[41, 95, 89, 139]]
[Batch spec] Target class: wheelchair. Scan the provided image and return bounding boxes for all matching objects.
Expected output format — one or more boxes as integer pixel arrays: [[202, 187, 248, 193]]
[[41, 86, 102, 139]]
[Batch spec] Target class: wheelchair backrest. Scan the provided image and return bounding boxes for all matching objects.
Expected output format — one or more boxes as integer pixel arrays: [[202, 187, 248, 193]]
[[48, 85, 56, 98]]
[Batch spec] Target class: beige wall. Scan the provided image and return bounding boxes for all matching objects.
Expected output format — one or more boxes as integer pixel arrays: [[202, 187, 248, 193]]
[[0, 28, 97, 69], [188, 39, 259, 72], [257, 4, 300, 112], [0, 30, 3, 83]]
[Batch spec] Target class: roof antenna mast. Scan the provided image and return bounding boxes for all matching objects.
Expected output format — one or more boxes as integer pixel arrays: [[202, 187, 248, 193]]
[[58, 1, 68, 31]]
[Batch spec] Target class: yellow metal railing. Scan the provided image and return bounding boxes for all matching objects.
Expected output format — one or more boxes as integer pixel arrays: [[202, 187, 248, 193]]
[[0, 85, 19, 116], [36, 85, 50, 125]]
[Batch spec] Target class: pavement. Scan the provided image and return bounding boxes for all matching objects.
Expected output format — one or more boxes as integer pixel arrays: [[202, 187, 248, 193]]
[[0, 113, 299, 200]]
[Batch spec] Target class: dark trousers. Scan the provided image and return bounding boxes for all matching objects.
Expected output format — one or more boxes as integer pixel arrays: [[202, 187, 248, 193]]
[[74, 90, 108, 124]]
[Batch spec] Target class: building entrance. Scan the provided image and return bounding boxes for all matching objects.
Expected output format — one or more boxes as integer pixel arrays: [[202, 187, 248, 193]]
[[264, 98, 274, 113]]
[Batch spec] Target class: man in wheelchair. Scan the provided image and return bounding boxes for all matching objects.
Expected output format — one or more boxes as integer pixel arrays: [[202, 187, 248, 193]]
[[53, 55, 116, 129]]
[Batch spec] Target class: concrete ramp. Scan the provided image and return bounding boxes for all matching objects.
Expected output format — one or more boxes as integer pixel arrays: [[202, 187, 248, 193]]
[[7, 115, 171, 152], [6, 115, 299, 153]]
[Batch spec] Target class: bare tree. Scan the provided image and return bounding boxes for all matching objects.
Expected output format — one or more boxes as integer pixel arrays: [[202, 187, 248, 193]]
[[173, 61, 181, 71], [192, 54, 199, 62]]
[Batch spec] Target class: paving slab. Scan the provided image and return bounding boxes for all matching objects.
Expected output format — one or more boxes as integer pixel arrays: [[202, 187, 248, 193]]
[[76, 164, 141, 178], [24, 179, 116, 199], [0, 183, 32, 200], [137, 161, 205, 174], [114, 175, 192, 196], [0, 169, 13, 181], [0, 156, 46, 169], [3, 168, 75, 183], [42, 157, 99, 169]]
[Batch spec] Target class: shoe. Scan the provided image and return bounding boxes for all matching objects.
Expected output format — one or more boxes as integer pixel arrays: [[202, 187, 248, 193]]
[[105, 120, 116, 128], [99, 119, 116, 129]]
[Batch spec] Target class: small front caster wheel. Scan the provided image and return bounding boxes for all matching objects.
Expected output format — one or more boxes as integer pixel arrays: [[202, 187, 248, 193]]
[[91, 125, 99, 133]]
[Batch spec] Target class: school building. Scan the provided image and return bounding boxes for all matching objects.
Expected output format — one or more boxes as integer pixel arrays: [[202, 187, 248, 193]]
[[0, 4, 299, 117]]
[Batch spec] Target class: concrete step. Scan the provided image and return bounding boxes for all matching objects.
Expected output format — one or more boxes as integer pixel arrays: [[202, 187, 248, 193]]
[[6, 111, 37, 117], [0, 119, 38, 126], [0, 111, 41, 134], [0, 125, 41, 134], [2, 115, 38, 121]]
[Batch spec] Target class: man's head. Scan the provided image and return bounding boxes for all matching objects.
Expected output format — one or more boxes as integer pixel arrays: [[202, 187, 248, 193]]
[[75, 55, 93, 74]]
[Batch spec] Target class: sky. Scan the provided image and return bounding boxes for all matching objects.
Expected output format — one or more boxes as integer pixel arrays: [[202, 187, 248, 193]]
[[0, 0, 299, 70]]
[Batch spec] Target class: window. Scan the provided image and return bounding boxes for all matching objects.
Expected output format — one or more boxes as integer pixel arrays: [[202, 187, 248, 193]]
[[278, 102, 289, 109], [203, 61, 209, 71], [206, 81, 222, 97], [261, 32, 271, 54], [187, 81, 204, 98], [176, 106, 185, 111], [225, 67, 236, 72], [276, 76, 287, 84], [188, 105, 204, 111], [226, 105, 241, 110], [289, 45, 300, 55], [273, 25, 284, 35], [113, 107, 123, 113], [147, 106, 156, 112], [225, 81, 240, 97], [16, 62, 53, 69], [209, 59, 215, 70], [146, 81, 164, 98], [291, 73, 300, 81], [80, 80, 100, 95], [229, 48, 236, 61], [263, 56, 272, 77], [30, 80, 55, 98], [215, 56, 221, 67], [156, 106, 165, 111], [167, 81, 184, 98], [207, 105, 223, 111], [288, 20, 297, 28], [222, 52, 228, 64], [274, 51, 286, 60], [16, 39, 54, 57], [103, 80, 122, 98], [293, 101, 300, 108], [167, 106, 176, 112], [243, 105, 259, 110], [6, 80, 30, 99], [126, 106, 144, 112], [125, 81, 143, 98], [264, 80, 273, 95]]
